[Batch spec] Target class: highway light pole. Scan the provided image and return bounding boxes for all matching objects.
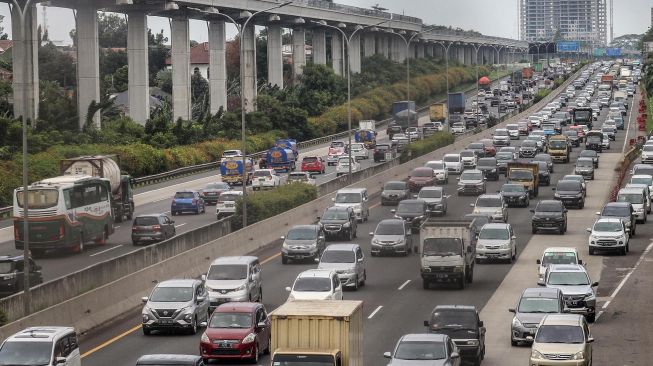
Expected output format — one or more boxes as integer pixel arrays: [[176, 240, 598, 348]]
[[387, 26, 438, 100], [208, 2, 293, 228], [471, 43, 485, 125]]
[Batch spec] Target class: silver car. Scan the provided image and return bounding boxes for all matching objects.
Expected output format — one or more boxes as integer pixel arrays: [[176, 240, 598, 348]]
[[470, 194, 507, 222], [475, 223, 516, 263], [281, 225, 326, 264], [384, 333, 461, 365], [457, 169, 486, 196], [417, 186, 449, 215], [539, 264, 598, 323], [382, 181, 411, 206], [370, 219, 413, 256], [141, 279, 210, 335], [204, 256, 263, 311], [509, 287, 565, 346], [317, 243, 366, 290]]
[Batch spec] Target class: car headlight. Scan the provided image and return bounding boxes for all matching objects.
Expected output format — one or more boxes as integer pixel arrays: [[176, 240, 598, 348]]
[[371, 238, 380, 244], [500, 243, 510, 249], [343, 222, 351, 228], [142, 314, 149, 322], [234, 284, 247, 291], [585, 292, 595, 300], [512, 317, 522, 328], [458, 183, 465, 187], [344, 268, 356, 274], [452, 265, 464, 273], [466, 339, 479, 346], [571, 351, 585, 360], [243, 332, 257, 344], [476, 182, 484, 187], [282, 242, 290, 249], [531, 349, 544, 360], [3, 273, 16, 280], [201, 332, 209, 343]]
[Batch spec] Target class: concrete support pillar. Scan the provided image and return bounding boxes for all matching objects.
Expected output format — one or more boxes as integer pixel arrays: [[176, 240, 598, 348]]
[[425, 43, 433, 58], [379, 36, 389, 58], [408, 43, 416, 59], [349, 33, 361, 74], [434, 44, 443, 59], [457, 46, 465, 64], [11, 3, 38, 122], [464, 46, 472, 65], [312, 28, 327, 65], [171, 17, 191, 120], [331, 32, 343, 76], [127, 12, 149, 123], [392, 38, 406, 63], [76, 4, 101, 128], [209, 20, 227, 113], [417, 42, 425, 58], [292, 28, 306, 84], [483, 48, 491, 64], [363, 33, 375, 57], [267, 24, 283, 87], [241, 23, 257, 112]]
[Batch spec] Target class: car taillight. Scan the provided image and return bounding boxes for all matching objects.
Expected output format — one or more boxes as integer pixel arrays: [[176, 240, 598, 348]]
[[152, 225, 161, 232], [14, 226, 19, 240], [59, 224, 65, 239], [132, 226, 139, 232]]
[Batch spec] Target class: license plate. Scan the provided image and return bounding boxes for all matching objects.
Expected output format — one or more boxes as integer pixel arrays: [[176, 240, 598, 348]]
[[141, 237, 151, 240], [569, 300, 578, 306], [159, 319, 174, 324], [259, 178, 265, 182], [436, 274, 448, 279], [219, 343, 232, 348]]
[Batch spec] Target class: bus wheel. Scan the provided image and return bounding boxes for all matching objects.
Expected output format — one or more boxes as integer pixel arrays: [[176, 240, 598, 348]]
[[95, 227, 109, 245], [73, 235, 85, 254]]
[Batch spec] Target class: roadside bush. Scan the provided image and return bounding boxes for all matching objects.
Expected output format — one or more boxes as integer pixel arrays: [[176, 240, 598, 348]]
[[232, 183, 318, 230], [0, 308, 6, 326], [400, 132, 455, 163], [533, 89, 552, 104]]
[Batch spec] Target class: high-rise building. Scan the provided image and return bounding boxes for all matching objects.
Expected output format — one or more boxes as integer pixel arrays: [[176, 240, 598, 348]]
[[520, 0, 607, 46]]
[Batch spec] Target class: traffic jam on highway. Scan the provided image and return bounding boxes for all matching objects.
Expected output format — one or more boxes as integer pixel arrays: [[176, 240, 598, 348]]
[[0, 58, 647, 366]]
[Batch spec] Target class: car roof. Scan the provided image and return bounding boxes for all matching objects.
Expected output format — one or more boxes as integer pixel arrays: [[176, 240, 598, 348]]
[[337, 188, 366, 194], [288, 225, 319, 231], [175, 190, 197, 194], [562, 175, 584, 179], [522, 287, 561, 299], [481, 223, 510, 230], [298, 269, 334, 278], [157, 279, 199, 287], [543, 247, 578, 254], [420, 186, 443, 192], [604, 201, 631, 208], [324, 243, 359, 252], [537, 200, 563, 206], [595, 218, 623, 224], [619, 187, 644, 194], [548, 264, 586, 272], [478, 194, 502, 200], [136, 354, 202, 365], [134, 214, 166, 219], [6, 327, 75, 343], [432, 305, 478, 312], [540, 314, 584, 326], [210, 256, 258, 265], [462, 169, 483, 174], [214, 302, 261, 313], [326, 206, 352, 212], [400, 333, 448, 343]]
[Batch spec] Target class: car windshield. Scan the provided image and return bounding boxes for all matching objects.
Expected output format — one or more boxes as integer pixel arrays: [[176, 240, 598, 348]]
[[563, 176, 582, 183], [632, 177, 652, 185], [509, 170, 533, 181], [287, 228, 317, 240], [502, 184, 525, 193], [634, 167, 653, 176], [397, 202, 424, 214], [412, 169, 433, 177], [430, 309, 477, 330], [376, 222, 405, 235], [477, 159, 496, 168], [174, 192, 195, 199], [507, 125, 518, 130], [476, 197, 502, 207], [149, 286, 194, 302], [557, 182, 580, 191], [469, 143, 483, 150], [293, 277, 331, 292], [496, 153, 513, 161], [209, 313, 252, 329], [331, 142, 344, 147], [536, 203, 562, 212], [594, 221, 623, 232], [207, 264, 248, 280], [580, 151, 596, 158], [335, 193, 361, 203], [518, 298, 561, 313], [535, 325, 585, 344], [479, 228, 509, 240], [423, 238, 461, 257], [460, 151, 475, 157], [134, 216, 159, 226], [321, 250, 355, 263], [322, 210, 350, 220], [0, 341, 52, 366], [444, 155, 460, 162], [253, 170, 272, 177], [547, 272, 589, 285], [419, 189, 442, 199], [549, 140, 567, 149], [522, 141, 537, 147], [564, 131, 577, 137], [303, 157, 318, 162], [206, 183, 230, 190], [461, 172, 483, 181], [385, 182, 406, 190], [426, 162, 445, 170], [602, 206, 629, 216], [617, 193, 643, 204], [219, 193, 240, 202], [542, 252, 577, 266], [393, 341, 446, 360]]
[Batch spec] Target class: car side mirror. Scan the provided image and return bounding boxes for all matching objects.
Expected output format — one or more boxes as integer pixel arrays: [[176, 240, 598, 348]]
[[171, 220, 175, 224], [423, 320, 430, 327], [526, 336, 534, 342], [196, 296, 206, 304], [358, 257, 364, 262], [201, 274, 206, 282], [587, 337, 594, 343], [537, 280, 545, 286], [316, 216, 321, 220], [257, 321, 266, 329], [331, 198, 335, 202], [530, 209, 535, 213], [280, 236, 285, 240], [55, 357, 66, 365], [285, 287, 292, 292], [508, 308, 516, 313], [390, 209, 396, 214], [451, 352, 460, 359], [586, 228, 591, 232], [469, 203, 475, 207], [564, 209, 568, 213], [383, 352, 392, 359], [141, 296, 149, 303], [200, 321, 208, 327], [595, 211, 601, 215], [479, 320, 484, 327], [592, 282, 599, 287], [536, 259, 541, 264], [552, 187, 556, 191], [456, 178, 460, 181]]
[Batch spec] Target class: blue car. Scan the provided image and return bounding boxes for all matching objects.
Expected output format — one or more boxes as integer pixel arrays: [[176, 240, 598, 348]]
[[171, 190, 206, 215]]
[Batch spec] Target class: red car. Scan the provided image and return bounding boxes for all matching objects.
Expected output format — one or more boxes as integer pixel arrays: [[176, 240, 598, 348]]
[[200, 302, 271, 363], [407, 167, 435, 192], [479, 139, 496, 157], [301, 156, 326, 174]]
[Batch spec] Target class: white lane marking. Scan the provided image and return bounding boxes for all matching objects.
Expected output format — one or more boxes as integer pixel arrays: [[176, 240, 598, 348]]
[[596, 310, 604, 321], [164, 211, 171, 214], [114, 226, 121, 229], [174, 223, 187, 228], [134, 175, 221, 197], [368, 305, 383, 319], [398, 280, 411, 290], [608, 242, 653, 300], [601, 300, 611, 309], [622, 95, 636, 153], [90, 245, 123, 257]]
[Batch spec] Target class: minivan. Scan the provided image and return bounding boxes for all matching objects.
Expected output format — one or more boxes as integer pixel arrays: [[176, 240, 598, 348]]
[[0, 327, 81, 366], [624, 184, 651, 214], [332, 188, 369, 222], [318, 244, 366, 290], [617, 187, 648, 223], [204, 256, 263, 311]]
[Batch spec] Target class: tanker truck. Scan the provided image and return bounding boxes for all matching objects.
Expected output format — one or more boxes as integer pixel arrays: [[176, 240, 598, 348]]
[[266, 146, 296, 172], [60, 155, 134, 223]]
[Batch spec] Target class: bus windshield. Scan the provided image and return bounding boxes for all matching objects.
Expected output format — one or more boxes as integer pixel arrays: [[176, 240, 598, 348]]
[[16, 189, 59, 209]]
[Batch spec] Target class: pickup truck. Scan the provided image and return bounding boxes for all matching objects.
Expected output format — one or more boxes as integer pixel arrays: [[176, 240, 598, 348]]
[[507, 162, 539, 198], [547, 135, 570, 163]]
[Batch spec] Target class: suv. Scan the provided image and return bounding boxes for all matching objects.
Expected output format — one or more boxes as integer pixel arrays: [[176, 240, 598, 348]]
[[131, 214, 176, 245], [381, 181, 410, 206], [424, 305, 486, 366], [318, 244, 366, 290], [475, 223, 517, 263], [200, 182, 231, 205], [579, 150, 599, 167], [425, 160, 449, 184], [141, 279, 210, 335], [0, 255, 43, 297], [553, 180, 585, 209], [286, 269, 343, 301], [457, 169, 486, 196], [216, 190, 243, 219], [539, 264, 598, 322], [281, 225, 326, 264], [373, 143, 396, 162], [370, 219, 413, 256], [574, 157, 595, 180], [319, 206, 358, 240], [537, 247, 583, 282], [509, 288, 565, 346], [500, 183, 529, 208], [460, 150, 478, 169], [530, 314, 593, 366], [205, 256, 263, 311], [408, 167, 436, 192], [384, 334, 460, 364], [519, 140, 539, 158], [392, 199, 429, 233], [587, 218, 629, 255], [471, 194, 507, 222], [617, 187, 648, 223], [597, 202, 637, 235], [495, 152, 514, 175], [0, 327, 81, 366], [332, 188, 369, 222], [443, 154, 463, 174], [531, 200, 567, 234], [171, 190, 206, 215], [476, 157, 499, 180], [533, 154, 554, 173], [417, 186, 448, 215]]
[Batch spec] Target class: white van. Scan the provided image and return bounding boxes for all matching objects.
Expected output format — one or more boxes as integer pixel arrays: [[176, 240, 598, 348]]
[[0, 327, 81, 366], [332, 188, 369, 222], [617, 187, 648, 223]]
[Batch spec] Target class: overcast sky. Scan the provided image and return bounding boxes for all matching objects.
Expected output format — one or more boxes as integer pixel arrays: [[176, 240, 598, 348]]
[[0, 0, 651, 45]]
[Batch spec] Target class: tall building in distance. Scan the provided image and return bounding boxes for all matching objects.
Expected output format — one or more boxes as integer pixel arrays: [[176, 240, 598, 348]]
[[520, 0, 607, 46]]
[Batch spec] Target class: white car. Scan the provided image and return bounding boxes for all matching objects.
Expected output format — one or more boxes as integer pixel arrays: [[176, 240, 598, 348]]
[[348, 143, 369, 160], [251, 169, 281, 190], [460, 150, 477, 169], [536, 247, 582, 282], [587, 218, 629, 255], [443, 154, 463, 174], [425, 160, 449, 184], [336, 156, 361, 176], [216, 190, 244, 219], [528, 115, 542, 128], [451, 122, 466, 134], [601, 133, 611, 150], [506, 124, 520, 139], [641, 145, 653, 164], [406, 127, 422, 141], [286, 269, 343, 301], [630, 174, 653, 199], [287, 171, 316, 185], [391, 133, 410, 149]]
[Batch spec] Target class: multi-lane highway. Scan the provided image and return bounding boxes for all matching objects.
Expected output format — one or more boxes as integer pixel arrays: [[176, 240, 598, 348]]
[[75, 64, 651, 366]]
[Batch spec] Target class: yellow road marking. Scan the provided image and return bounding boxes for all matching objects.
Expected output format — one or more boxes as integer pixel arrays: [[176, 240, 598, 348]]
[[261, 252, 281, 264], [81, 324, 142, 358]]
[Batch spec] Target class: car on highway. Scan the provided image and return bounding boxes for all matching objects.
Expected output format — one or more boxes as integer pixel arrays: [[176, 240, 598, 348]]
[[579, 149, 599, 168], [424, 305, 486, 366], [370, 219, 413, 257], [563, 130, 581, 147], [392, 133, 410, 150], [533, 154, 554, 173], [492, 128, 510, 146], [475, 222, 516, 263], [319, 206, 358, 241], [499, 146, 518, 159], [423, 121, 443, 135], [536, 247, 583, 283], [417, 186, 449, 216], [616, 187, 648, 223], [387, 124, 403, 140], [317, 243, 366, 290], [199, 302, 271, 364], [476, 157, 499, 181], [408, 167, 436, 192], [171, 190, 206, 216], [373, 143, 397, 162], [601, 125, 616, 141], [457, 169, 486, 196], [597, 202, 637, 236], [443, 154, 463, 174], [574, 158, 595, 181], [632, 164, 653, 179], [553, 180, 585, 209], [216, 190, 243, 219], [532, 161, 550, 187], [630, 175, 653, 200], [286, 171, 316, 185], [406, 127, 422, 142], [509, 287, 565, 346], [392, 199, 429, 233], [383, 333, 461, 365], [286, 269, 343, 301], [131, 214, 176, 246], [281, 225, 326, 264], [641, 145, 653, 164], [335, 156, 361, 177], [221, 149, 243, 160], [495, 152, 514, 175], [251, 169, 281, 190], [300, 156, 326, 174], [327, 141, 345, 166], [425, 160, 449, 184], [531, 200, 567, 234], [467, 142, 487, 158], [204, 256, 262, 310], [500, 183, 529, 207], [519, 140, 539, 158], [587, 218, 629, 256], [601, 132, 611, 150], [0, 255, 43, 297], [529, 314, 593, 366], [538, 264, 598, 323], [141, 278, 210, 335], [333, 187, 369, 222], [525, 135, 544, 151], [561, 175, 586, 196], [506, 123, 520, 139], [460, 150, 477, 169], [451, 122, 466, 134], [347, 142, 369, 160], [0, 326, 81, 366], [471, 194, 507, 222], [200, 182, 231, 205], [382, 181, 410, 206], [518, 121, 530, 135], [477, 139, 496, 157]]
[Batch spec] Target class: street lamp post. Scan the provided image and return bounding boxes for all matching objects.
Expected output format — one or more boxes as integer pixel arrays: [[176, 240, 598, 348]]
[[471, 43, 485, 125], [386, 26, 439, 100], [209, 2, 293, 228]]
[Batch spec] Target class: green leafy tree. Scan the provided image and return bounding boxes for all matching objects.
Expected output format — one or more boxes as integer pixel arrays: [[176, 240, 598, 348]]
[[156, 69, 173, 94], [294, 64, 346, 116], [0, 15, 8, 40], [38, 43, 76, 88], [148, 29, 169, 85]]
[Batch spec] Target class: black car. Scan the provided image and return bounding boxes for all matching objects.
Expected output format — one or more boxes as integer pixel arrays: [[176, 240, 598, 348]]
[[500, 183, 530, 207], [579, 149, 599, 168], [476, 157, 499, 180], [519, 140, 539, 158], [554, 180, 585, 209], [535, 161, 551, 186], [533, 153, 554, 173], [598, 202, 637, 236], [495, 152, 514, 175], [531, 200, 568, 234], [373, 143, 397, 162], [132, 214, 177, 245], [319, 206, 358, 240], [425, 305, 486, 366], [200, 182, 231, 205], [392, 199, 430, 233], [563, 130, 580, 147], [0, 255, 43, 297], [467, 142, 487, 158]]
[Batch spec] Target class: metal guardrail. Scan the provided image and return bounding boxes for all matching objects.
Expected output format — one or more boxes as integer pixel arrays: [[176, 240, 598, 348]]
[[0, 207, 10, 219]]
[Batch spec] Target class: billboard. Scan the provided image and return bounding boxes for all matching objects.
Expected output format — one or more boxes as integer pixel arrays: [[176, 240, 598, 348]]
[[593, 48, 606, 57], [606, 48, 622, 56], [557, 41, 580, 52]]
